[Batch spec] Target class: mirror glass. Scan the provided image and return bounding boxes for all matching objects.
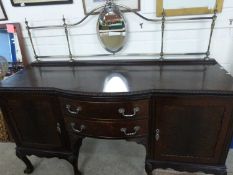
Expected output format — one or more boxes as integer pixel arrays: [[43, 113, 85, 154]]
[[97, 2, 127, 53]]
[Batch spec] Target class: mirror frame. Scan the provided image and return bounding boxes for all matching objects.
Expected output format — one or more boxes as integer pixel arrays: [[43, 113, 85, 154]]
[[156, 0, 224, 17], [82, 0, 141, 15], [0, 23, 29, 66], [97, 2, 128, 54]]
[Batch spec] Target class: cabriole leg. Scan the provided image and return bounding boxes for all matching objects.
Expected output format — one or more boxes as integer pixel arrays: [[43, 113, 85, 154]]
[[145, 161, 153, 175], [68, 137, 83, 175], [16, 149, 34, 174]]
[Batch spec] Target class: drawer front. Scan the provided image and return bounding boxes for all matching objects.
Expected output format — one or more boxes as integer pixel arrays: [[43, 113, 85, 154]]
[[60, 98, 149, 120], [65, 118, 148, 139]]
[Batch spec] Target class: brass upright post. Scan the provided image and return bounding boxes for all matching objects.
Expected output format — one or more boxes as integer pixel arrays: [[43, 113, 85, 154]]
[[63, 16, 73, 61], [204, 9, 217, 60], [160, 10, 166, 60], [25, 19, 39, 61]]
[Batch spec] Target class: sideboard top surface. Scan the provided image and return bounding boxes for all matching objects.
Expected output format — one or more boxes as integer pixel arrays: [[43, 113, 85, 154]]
[[1, 60, 233, 96]]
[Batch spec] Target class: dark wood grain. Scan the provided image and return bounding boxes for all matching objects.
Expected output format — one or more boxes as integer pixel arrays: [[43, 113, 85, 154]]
[[60, 98, 149, 120], [65, 118, 148, 139], [0, 60, 233, 96], [154, 96, 233, 165], [0, 60, 233, 175], [2, 92, 70, 151]]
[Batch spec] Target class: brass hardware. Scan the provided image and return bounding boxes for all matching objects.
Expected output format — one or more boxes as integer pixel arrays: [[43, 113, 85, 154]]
[[140, 23, 143, 29], [160, 9, 165, 60], [66, 105, 82, 115], [155, 129, 160, 141], [25, 19, 39, 61], [204, 8, 217, 60], [230, 19, 233, 25], [71, 123, 86, 134], [57, 123, 61, 134], [118, 107, 140, 118], [31, 52, 208, 60], [62, 16, 73, 61], [25, 3, 217, 62], [120, 126, 140, 136], [27, 4, 213, 30]]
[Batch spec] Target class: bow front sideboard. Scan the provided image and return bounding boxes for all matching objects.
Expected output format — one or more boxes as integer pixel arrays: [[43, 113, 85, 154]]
[[0, 59, 233, 175]]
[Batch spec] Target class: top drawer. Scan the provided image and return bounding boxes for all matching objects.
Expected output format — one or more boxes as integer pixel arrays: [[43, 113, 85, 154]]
[[60, 98, 149, 120]]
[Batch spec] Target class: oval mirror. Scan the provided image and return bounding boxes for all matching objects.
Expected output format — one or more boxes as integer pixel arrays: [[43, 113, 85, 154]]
[[97, 2, 127, 53]]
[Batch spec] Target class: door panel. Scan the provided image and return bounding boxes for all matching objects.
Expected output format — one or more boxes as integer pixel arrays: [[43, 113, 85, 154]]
[[154, 96, 233, 164], [6, 94, 66, 150]]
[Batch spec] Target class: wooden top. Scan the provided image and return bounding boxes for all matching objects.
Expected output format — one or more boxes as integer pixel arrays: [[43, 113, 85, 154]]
[[1, 59, 233, 96]]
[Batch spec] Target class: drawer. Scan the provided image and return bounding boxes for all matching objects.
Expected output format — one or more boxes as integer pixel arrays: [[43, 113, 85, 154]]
[[60, 98, 149, 120], [64, 118, 148, 139]]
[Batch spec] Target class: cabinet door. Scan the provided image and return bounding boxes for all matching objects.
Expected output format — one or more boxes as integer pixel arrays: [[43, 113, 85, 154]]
[[5, 94, 68, 150], [154, 96, 233, 164]]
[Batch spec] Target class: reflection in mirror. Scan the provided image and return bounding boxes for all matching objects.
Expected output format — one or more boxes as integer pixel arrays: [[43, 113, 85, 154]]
[[103, 73, 129, 93], [97, 1, 127, 53]]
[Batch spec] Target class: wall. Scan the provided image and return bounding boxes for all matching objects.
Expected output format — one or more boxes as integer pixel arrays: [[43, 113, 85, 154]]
[[0, 0, 233, 73]]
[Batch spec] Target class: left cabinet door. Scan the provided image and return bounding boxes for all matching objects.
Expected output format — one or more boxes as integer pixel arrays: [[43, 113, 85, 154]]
[[4, 93, 68, 150]]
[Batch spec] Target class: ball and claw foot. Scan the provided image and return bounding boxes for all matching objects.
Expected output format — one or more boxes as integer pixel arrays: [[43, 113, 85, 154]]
[[74, 169, 82, 175], [16, 149, 34, 174], [69, 155, 82, 175], [24, 166, 34, 174], [72, 163, 82, 175]]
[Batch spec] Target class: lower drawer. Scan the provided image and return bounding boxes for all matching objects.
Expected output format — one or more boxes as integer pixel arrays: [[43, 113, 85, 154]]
[[65, 118, 148, 139]]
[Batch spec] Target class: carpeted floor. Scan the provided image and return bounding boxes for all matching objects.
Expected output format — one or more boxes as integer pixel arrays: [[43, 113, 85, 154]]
[[0, 138, 232, 175]]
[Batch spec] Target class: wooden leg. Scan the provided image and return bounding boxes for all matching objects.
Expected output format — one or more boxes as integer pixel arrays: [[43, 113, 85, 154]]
[[16, 149, 34, 174], [69, 155, 81, 175], [68, 138, 83, 175], [145, 161, 153, 175], [218, 170, 227, 175]]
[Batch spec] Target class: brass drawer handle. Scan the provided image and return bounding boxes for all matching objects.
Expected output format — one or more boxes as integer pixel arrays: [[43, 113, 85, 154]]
[[118, 107, 140, 118], [66, 104, 82, 115], [120, 126, 141, 136], [71, 122, 86, 134]]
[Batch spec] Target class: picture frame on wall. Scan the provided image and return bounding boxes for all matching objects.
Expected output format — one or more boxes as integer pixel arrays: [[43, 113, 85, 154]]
[[82, 0, 140, 15], [11, 0, 73, 7], [0, 1, 7, 21], [156, 0, 224, 17]]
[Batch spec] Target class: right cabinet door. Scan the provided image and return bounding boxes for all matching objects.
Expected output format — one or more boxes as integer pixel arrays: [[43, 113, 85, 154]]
[[154, 96, 233, 164]]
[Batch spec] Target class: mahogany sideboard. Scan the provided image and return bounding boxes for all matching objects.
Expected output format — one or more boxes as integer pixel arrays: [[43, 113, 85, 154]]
[[0, 59, 233, 175]]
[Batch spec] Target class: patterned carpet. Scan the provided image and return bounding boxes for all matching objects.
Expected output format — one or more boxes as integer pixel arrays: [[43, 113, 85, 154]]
[[0, 111, 9, 142], [0, 139, 232, 175]]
